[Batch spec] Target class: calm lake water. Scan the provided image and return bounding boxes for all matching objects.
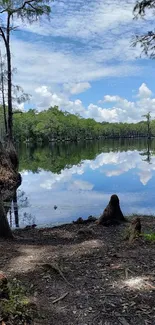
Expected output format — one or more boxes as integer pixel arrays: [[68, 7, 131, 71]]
[[14, 139, 155, 227]]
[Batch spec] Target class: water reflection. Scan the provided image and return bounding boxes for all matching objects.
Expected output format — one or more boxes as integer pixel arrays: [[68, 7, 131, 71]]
[[13, 139, 155, 227]]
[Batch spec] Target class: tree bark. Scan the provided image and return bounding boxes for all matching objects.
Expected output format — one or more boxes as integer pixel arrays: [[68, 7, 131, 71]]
[[96, 194, 126, 226], [6, 14, 13, 140], [0, 195, 13, 239], [13, 191, 19, 228], [0, 142, 20, 238], [0, 51, 7, 133]]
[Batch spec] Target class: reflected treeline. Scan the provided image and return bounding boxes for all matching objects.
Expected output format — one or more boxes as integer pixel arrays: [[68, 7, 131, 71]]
[[140, 140, 152, 164], [18, 138, 154, 174]]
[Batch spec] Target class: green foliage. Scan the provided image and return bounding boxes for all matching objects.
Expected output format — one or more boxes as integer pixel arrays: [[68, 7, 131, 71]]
[[132, 1, 155, 58], [13, 105, 155, 144], [143, 232, 155, 241], [0, 0, 52, 20], [0, 278, 34, 324]]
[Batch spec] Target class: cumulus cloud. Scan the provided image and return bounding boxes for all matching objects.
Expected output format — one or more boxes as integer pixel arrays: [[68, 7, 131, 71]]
[[68, 180, 94, 191], [33, 83, 155, 123], [3, 0, 154, 123], [7, 0, 152, 97], [63, 82, 91, 95], [102, 95, 121, 103], [137, 83, 152, 99]]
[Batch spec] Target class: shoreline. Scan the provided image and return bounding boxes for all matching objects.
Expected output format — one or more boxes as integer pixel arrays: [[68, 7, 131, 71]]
[[17, 135, 154, 145], [12, 213, 155, 230]]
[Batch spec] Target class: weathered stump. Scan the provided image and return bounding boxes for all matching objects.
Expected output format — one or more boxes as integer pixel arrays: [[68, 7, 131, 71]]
[[96, 194, 125, 226], [125, 217, 141, 242]]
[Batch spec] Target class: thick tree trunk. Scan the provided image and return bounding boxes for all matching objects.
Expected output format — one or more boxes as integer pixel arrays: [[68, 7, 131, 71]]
[[0, 142, 20, 238], [0, 195, 13, 239]]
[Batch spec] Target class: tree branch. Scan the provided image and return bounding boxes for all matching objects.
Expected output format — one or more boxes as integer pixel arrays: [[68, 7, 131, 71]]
[[12, 0, 41, 14], [0, 0, 40, 15], [0, 27, 7, 47], [133, 0, 155, 17]]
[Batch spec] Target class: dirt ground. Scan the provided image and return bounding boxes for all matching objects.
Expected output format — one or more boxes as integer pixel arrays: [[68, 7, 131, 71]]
[[1, 216, 155, 325]]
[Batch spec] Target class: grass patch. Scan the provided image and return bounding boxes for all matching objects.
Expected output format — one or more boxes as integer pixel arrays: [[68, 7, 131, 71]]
[[0, 278, 36, 324], [143, 233, 155, 241]]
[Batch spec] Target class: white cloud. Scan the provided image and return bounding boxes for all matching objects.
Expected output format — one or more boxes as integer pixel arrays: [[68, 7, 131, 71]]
[[63, 82, 91, 95], [0, 0, 153, 121], [138, 83, 152, 99], [32, 83, 155, 123], [68, 180, 94, 191], [7, 0, 150, 98], [102, 95, 121, 103]]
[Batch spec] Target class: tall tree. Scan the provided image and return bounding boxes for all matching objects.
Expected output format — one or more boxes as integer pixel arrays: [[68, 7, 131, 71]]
[[142, 112, 151, 138], [0, 51, 30, 134], [132, 1, 155, 58], [0, 51, 7, 133], [0, 0, 52, 140]]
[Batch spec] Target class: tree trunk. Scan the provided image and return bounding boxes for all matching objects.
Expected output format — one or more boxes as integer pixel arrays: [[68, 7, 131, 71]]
[[0, 195, 13, 239], [2, 74, 7, 134], [0, 51, 7, 133], [13, 191, 19, 228], [6, 15, 13, 140]]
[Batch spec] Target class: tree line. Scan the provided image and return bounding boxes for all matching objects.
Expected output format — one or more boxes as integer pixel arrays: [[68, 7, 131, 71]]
[[12, 106, 155, 143]]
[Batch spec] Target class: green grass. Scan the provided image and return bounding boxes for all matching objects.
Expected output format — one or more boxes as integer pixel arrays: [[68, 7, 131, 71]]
[[143, 233, 155, 241], [0, 278, 35, 324]]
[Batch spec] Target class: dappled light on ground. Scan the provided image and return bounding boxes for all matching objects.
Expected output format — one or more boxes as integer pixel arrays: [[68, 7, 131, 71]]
[[8, 246, 45, 273], [121, 275, 155, 291]]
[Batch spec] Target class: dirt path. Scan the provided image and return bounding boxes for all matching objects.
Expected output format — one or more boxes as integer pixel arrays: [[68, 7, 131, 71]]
[[0, 217, 155, 325]]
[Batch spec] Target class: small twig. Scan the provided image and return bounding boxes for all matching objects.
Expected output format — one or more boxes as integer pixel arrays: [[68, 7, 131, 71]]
[[118, 317, 130, 325], [52, 292, 69, 304], [38, 263, 74, 287], [145, 282, 155, 290], [125, 268, 135, 277]]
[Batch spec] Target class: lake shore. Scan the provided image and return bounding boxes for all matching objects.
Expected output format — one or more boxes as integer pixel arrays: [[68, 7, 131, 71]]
[[1, 215, 155, 324]]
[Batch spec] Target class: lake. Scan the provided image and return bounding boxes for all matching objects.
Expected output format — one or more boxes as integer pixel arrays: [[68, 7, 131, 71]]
[[13, 138, 155, 227]]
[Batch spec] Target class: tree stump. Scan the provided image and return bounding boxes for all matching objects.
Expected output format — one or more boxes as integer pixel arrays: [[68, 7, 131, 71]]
[[96, 194, 125, 226], [125, 217, 141, 243]]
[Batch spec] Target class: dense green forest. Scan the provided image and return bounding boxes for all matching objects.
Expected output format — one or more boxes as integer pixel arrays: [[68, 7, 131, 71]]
[[13, 106, 155, 143]]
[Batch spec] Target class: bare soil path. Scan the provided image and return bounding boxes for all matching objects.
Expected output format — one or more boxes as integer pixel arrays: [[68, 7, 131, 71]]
[[1, 216, 155, 325]]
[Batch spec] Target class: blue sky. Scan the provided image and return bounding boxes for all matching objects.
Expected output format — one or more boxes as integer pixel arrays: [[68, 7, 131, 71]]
[[5, 0, 155, 122]]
